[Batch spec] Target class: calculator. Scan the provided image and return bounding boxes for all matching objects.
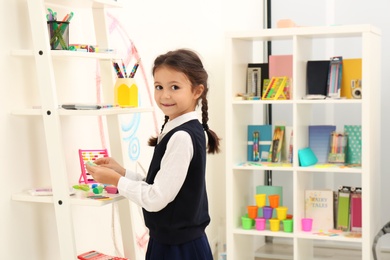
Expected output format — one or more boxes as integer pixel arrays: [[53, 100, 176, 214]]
[[77, 250, 128, 260]]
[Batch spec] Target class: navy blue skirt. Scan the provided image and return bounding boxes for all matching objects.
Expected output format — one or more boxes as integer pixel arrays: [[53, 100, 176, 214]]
[[145, 234, 213, 260]]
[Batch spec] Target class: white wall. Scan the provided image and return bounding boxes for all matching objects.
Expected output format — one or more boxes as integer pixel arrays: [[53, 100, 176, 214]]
[[1, 0, 263, 259]]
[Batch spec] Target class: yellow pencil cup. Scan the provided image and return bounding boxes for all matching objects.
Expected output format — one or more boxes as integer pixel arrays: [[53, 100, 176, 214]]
[[114, 78, 138, 107]]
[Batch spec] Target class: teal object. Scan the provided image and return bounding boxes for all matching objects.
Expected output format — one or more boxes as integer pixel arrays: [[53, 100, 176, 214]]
[[298, 147, 318, 166]]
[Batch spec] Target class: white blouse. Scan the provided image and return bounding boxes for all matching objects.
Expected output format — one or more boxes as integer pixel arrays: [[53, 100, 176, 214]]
[[117, 111, 198, 212]]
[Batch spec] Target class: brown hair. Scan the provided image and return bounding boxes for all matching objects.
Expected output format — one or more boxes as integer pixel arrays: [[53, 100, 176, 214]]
[[148, 49, 221, 154]]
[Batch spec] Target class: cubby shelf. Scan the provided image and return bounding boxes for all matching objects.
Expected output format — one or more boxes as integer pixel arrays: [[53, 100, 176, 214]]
[[225, 24, 381, 259]]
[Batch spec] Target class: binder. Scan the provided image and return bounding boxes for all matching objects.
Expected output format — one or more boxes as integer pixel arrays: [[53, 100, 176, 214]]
[[306, 60, 330, 96], [337, 186, 352, 231]]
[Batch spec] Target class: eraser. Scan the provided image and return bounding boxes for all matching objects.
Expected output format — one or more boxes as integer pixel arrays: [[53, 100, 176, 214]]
[[105, 186, 118, 194]]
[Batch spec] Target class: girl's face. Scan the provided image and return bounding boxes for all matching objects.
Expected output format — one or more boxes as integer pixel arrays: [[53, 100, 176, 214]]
[[153, 66, 204, 120]]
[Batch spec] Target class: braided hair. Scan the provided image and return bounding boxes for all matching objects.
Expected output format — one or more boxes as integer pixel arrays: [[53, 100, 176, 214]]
[[147, 49, 220, 154]]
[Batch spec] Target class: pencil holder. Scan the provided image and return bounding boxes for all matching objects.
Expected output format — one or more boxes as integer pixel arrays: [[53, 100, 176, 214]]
[[47, 21, 69, 50], [328, 132, 347, 163], [114, 78, 138, 108]]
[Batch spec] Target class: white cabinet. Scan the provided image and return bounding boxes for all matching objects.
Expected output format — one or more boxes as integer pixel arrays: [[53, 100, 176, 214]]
[[225, 25, 381, 260], [11, 0, 152, 259]]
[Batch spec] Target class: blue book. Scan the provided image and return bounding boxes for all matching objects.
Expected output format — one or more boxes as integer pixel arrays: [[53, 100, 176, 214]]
[[309, 125, 336, 163], [247, 125, 273, 162]]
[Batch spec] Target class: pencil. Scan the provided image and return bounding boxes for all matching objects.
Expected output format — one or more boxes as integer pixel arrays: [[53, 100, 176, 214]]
[[129, 59, 140, 78], [121, 59, 128, 78]]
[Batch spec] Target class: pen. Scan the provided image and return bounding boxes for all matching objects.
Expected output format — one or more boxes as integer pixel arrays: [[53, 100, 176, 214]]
[[129, 59, 140, 78]]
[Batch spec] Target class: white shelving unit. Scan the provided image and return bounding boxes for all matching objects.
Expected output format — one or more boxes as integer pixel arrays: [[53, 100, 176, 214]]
[[225, 25, 381, 260], [11, 0, 152, 259]]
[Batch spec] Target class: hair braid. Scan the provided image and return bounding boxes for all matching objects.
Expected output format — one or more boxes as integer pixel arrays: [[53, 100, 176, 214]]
[[148, 115, 169, 146], [201, 91, 221, 154]]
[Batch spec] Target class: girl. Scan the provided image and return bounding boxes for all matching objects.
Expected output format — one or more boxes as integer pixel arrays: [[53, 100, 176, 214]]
[[86, 49, 220, 260]]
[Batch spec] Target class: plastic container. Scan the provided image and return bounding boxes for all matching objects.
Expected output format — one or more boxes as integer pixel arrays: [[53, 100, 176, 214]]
[[47, 21, 69, 50], [114, 78, 138, 107]]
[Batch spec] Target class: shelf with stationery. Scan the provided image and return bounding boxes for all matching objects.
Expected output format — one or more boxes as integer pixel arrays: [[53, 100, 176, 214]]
[[225, 24, 381, 259], [10, 0, 145, 259]]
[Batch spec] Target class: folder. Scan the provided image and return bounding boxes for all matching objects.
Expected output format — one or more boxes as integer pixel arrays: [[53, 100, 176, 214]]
[[337, 186, 351, 231], [306, 60, 330, 96], [341, 58, 362, 99]]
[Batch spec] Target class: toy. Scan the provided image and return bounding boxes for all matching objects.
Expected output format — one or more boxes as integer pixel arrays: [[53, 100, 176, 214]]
[[78, 149, 108, 184]]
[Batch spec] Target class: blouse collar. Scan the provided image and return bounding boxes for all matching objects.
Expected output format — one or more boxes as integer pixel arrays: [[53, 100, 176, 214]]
[[158, 111, 198, 143]]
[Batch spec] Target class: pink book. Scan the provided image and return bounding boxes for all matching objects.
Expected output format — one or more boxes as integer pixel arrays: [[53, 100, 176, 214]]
[[269, 55, 293, 99]]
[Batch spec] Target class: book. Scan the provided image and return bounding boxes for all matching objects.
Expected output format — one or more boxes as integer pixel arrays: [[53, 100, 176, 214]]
[[262, 76, 287, 100], [305, 189, 334, 232], [344, 125, 362, 165], [308, 125, 336, 163], [268, 125, 285, 162], [350, 187, 362, 232], [269, 55, 293, 99], [247, 125, 273, 162], [341, 58, 362, 99], [337, 186, 352, 231], [282, 126, 293, 163], [306, 60, 330, 96]]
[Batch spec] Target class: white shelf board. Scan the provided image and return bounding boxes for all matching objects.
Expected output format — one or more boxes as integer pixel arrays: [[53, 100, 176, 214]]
[[231, 99, 362, 105], [11, 107, 154, 116], [11, 49, 121, 60], [232, 164, 361, 174], [12, 191, 125, 206], [45, 0, 122, 9], [226, 24, 381, 41], [233, 228, 362, 244]]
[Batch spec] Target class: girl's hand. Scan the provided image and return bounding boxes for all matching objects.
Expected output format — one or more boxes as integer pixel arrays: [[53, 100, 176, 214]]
[[92, 157, 126, 176], [86, 163, 122, 186]]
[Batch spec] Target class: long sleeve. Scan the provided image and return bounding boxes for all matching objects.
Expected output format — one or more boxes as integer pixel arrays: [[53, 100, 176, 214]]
[[117, 131, 193, 212]]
